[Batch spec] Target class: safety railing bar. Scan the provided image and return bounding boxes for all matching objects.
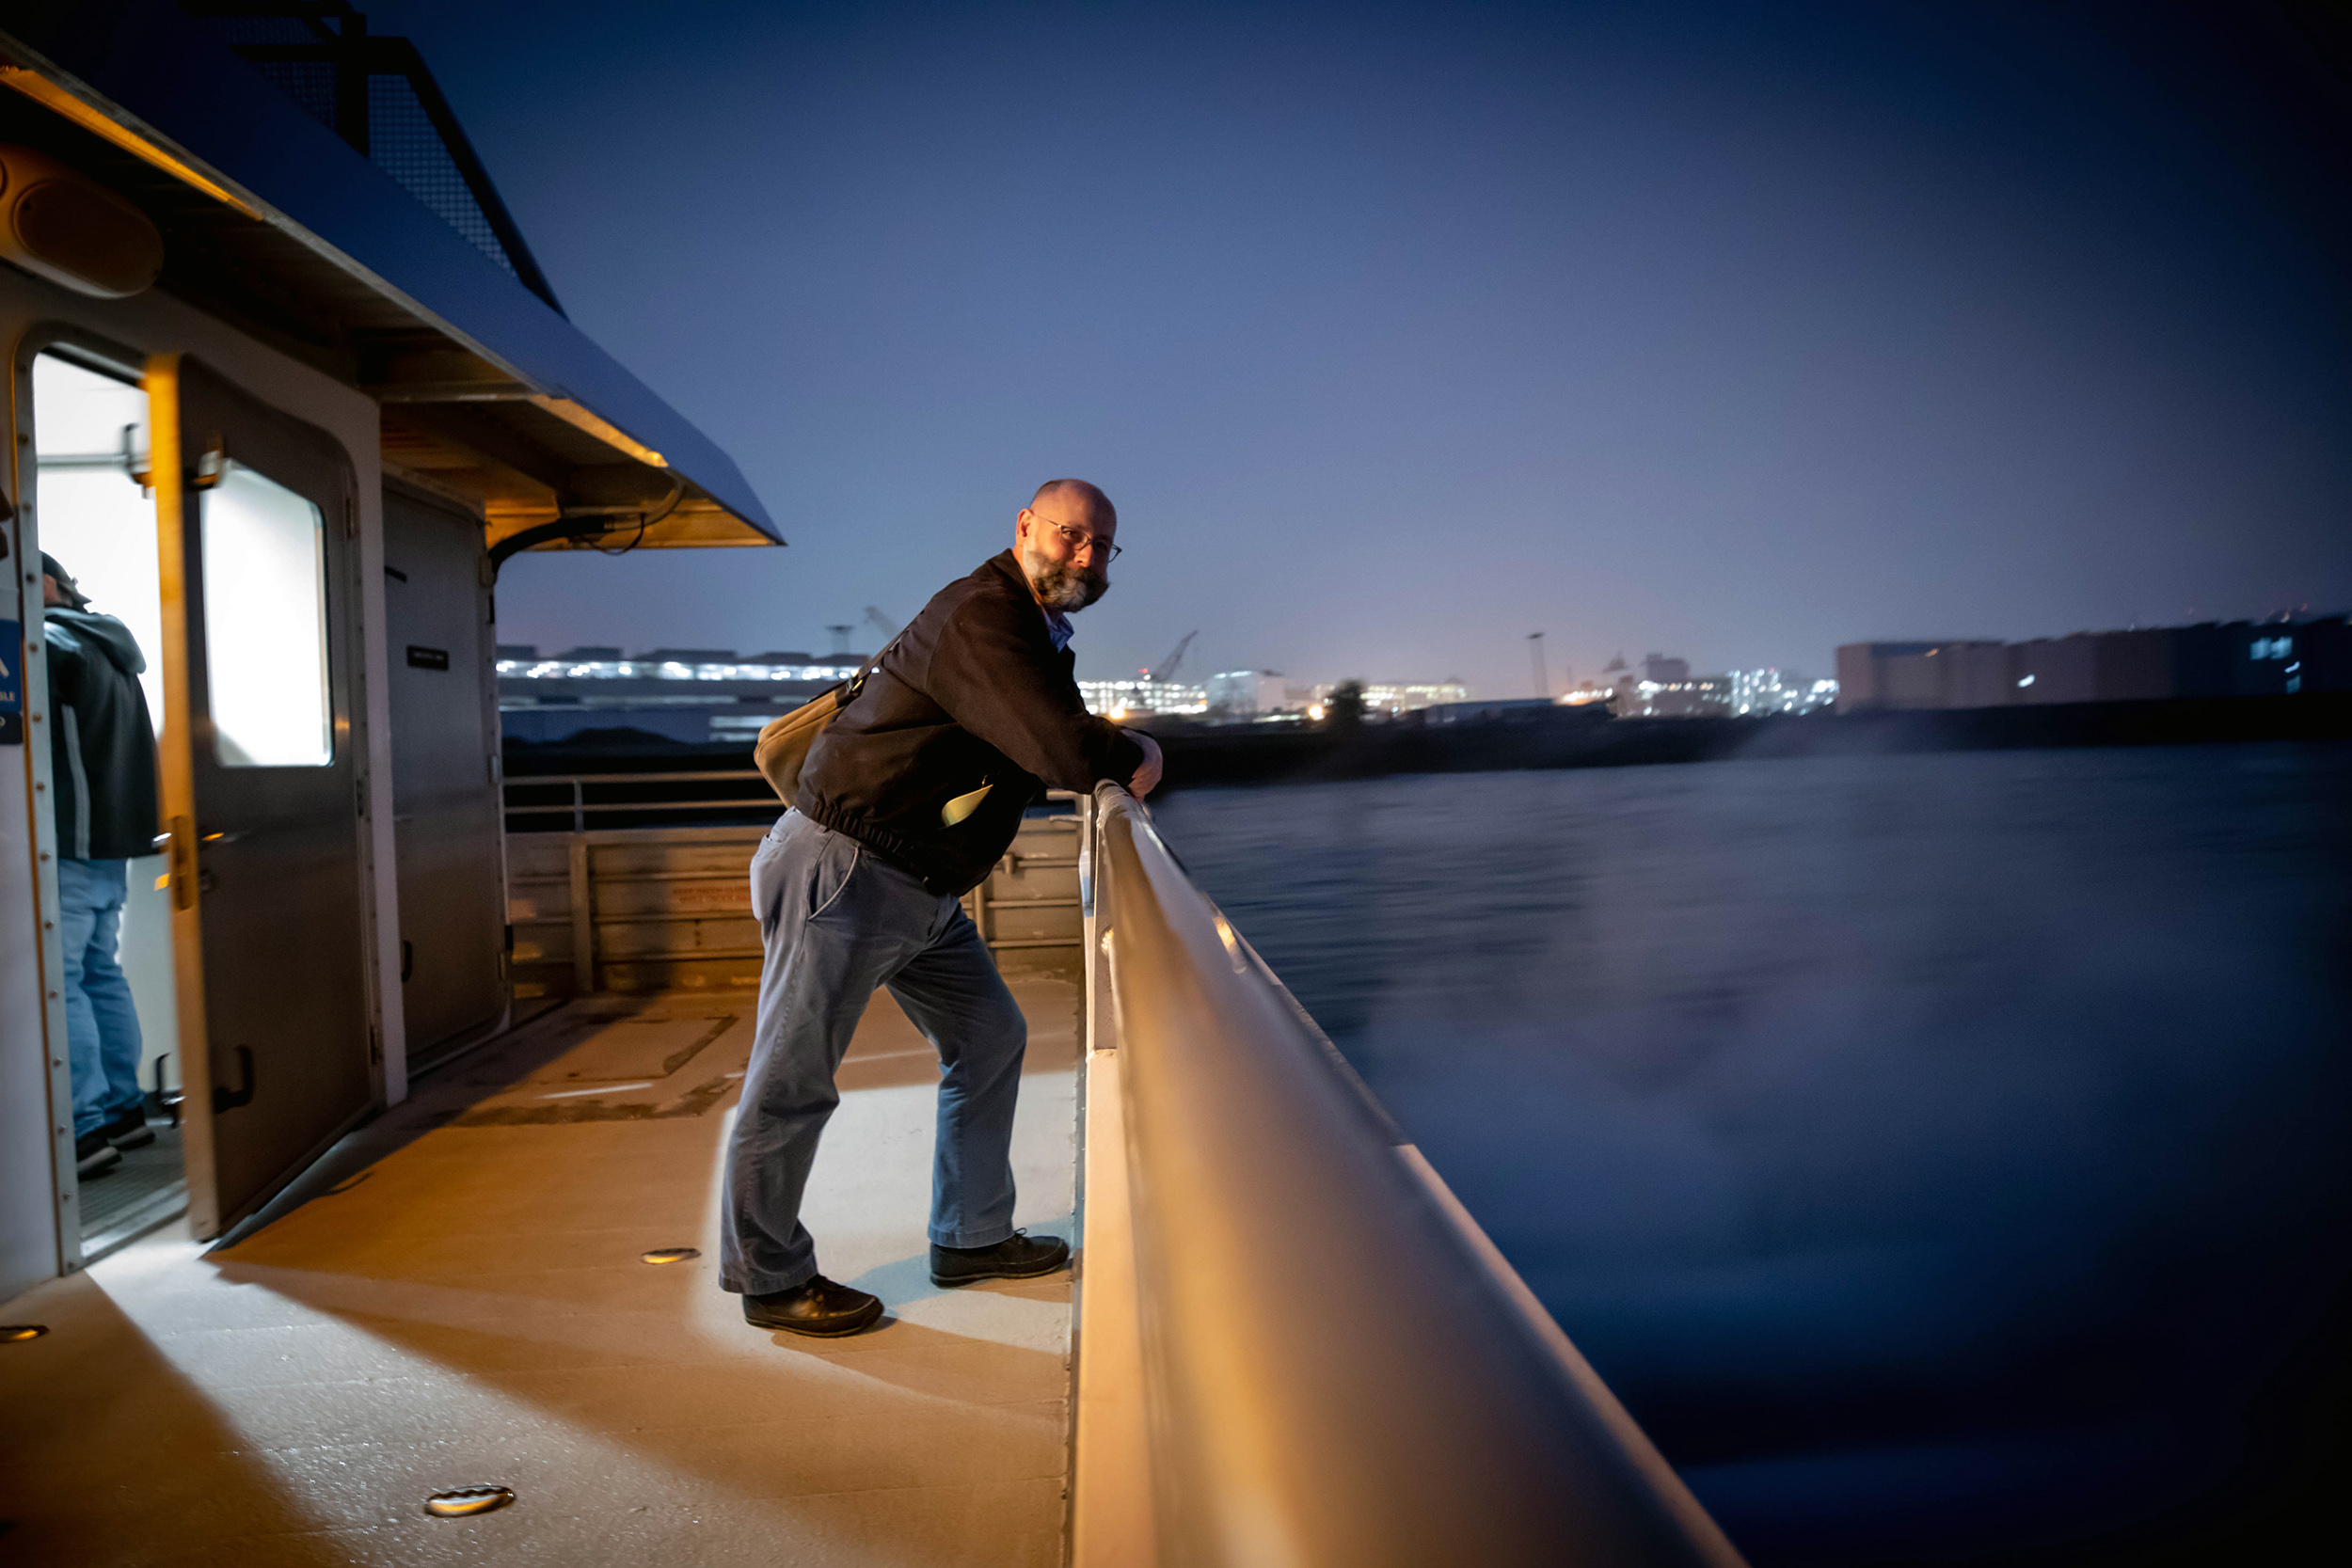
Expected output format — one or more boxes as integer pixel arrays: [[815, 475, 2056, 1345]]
[[590, 869, 762, 883], [503, 799, 780, 816], [506, 799, 1078, 817], [592, 911, 754, 926], [596, 946, 767, 962], [503, 773, 1095, 793], [501, 768, 773, 786]]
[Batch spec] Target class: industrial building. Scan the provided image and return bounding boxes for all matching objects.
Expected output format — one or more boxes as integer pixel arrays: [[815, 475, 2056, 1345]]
[[1728, 668, 1838, 716], [495, 643, 862, 744], [1077, 677, 1210, 718], [1836, 618, 2351, 712], [1206, 668, 1291, 714]]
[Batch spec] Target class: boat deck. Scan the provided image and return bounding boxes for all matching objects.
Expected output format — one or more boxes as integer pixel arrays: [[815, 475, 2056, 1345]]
[[0, 979, 1081, 1566]]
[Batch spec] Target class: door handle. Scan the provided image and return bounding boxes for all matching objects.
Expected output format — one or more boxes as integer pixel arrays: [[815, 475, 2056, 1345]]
[[213, 1045, 255, 1115]]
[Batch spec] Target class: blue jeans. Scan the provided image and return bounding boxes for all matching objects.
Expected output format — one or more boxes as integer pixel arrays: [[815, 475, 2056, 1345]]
[[59, 858, 145, 1138], [721, 812, 1028, 1295]]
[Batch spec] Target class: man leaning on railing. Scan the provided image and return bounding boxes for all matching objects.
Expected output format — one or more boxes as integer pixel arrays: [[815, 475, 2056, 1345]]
[[723, 479, 1163, 1337]]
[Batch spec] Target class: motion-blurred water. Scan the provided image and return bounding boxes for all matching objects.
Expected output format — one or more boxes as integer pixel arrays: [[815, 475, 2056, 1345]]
[[1147, 744, 2352, 1566]]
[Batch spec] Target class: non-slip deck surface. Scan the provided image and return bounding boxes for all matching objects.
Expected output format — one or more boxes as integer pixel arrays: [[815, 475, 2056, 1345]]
[[0, 979, 1080, 1566]]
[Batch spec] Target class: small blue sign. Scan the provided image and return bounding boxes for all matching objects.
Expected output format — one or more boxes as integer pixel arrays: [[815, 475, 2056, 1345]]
[[0, 617, 20, 746]]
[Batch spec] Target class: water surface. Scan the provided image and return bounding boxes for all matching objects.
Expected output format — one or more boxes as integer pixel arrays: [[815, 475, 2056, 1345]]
[[1150, 745, 2352, 1565]]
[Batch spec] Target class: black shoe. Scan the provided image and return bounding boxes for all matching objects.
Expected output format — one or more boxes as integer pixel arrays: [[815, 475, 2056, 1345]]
[[103, 1108, 154, 1150], [930, 1230, 1071, 1288], [74, 1131, 122, 1178], [742, 1275, 883, 1338]]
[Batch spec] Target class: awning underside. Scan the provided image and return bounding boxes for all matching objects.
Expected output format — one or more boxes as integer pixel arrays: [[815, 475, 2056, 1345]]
[[0, 7, 781, 556]]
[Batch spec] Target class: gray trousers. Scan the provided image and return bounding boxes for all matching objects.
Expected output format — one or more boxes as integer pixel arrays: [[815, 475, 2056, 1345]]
[[721, 811, 1028, 1295]]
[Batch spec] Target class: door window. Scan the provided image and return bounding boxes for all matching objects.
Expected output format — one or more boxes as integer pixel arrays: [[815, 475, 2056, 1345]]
[[200, 462, 332, 767], [31, 353, 162, 731]]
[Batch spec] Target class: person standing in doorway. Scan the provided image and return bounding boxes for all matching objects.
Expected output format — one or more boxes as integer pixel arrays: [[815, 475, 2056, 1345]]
[[723, 479, 1163, 1337], [41, 552, 161, 1179]]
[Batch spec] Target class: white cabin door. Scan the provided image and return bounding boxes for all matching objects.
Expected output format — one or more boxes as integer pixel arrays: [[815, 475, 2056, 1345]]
[[150, 355, 376, 1239]]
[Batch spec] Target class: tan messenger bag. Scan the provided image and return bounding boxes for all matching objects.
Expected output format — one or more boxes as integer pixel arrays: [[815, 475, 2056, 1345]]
[[754, 645, 890, 808]]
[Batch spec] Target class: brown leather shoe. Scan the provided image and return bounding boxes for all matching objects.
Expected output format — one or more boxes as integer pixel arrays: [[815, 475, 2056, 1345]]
[[742, 1275, 883, 1338]]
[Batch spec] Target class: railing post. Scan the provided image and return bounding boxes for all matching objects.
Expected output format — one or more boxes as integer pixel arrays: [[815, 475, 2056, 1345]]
[[567, 831, 594, 996]]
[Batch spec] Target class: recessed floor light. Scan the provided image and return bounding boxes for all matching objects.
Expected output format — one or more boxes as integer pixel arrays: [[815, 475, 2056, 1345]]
[[424, 1486, 515, 1519], [641, 1247, 701, 1264]]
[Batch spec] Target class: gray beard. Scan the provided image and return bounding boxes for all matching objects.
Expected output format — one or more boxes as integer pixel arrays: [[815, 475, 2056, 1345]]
[[1024, 550, 1108, 612]]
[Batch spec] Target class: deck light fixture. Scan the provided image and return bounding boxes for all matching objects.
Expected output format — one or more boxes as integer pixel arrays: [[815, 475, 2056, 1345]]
[[423, 1486, 516, 1518], [525, 393, 667, 468]]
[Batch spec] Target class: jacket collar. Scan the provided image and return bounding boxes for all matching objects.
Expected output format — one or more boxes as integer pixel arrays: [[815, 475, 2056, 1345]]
[[983, 549, 1062, 646]]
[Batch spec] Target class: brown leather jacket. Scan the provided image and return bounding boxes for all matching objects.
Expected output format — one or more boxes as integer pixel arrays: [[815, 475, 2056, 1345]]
[[797, 550, 1143, 895]]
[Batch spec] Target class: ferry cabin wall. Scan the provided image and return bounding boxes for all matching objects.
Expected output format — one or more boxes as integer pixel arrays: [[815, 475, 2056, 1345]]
[[0, 264, 407, 1300]]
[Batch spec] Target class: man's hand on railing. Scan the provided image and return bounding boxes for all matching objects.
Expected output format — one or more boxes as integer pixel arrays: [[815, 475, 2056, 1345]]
[[1128, 732, 1164, 799]]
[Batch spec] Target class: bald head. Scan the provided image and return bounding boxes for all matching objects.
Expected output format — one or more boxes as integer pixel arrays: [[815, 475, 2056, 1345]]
[[1030, 478, 1116, 524]]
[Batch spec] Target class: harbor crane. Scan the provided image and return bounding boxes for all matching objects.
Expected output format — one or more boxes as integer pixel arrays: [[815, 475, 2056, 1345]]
[[1147, 630, 1199, 684]]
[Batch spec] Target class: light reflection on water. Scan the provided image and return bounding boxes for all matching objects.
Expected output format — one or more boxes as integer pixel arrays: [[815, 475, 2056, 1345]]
[[1149, 743, 2352, 1565]]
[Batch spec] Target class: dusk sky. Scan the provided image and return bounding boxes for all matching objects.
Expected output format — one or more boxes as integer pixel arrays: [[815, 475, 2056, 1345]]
[[368, 0, 2350, 697]]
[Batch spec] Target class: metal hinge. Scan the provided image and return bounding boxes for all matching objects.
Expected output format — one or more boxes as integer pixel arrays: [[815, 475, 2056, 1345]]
[[356, 774, 369, 816], [369, 1024, 382, 1067]]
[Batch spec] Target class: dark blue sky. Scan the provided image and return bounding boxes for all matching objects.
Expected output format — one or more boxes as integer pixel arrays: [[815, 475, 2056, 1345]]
[[372, 0, 2351, 695]]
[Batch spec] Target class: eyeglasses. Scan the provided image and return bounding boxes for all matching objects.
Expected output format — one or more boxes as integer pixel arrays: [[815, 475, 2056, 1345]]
[[1034, 515, 1121, 562]]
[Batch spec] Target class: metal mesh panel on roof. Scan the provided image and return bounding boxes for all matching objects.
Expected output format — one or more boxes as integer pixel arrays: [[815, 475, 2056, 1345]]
[[183, 4, 553, 304], [367, 72, 516, 278], [246, 57, 337, 126], [213, 16, 318, 46]]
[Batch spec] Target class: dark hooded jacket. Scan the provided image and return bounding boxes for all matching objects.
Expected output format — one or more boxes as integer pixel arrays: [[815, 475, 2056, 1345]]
[[798, 550, 1143, 896], [44, 609, 161, 861]]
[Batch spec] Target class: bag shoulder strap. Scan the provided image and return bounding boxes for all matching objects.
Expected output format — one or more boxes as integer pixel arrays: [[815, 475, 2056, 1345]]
[[841, 635, 898, 706]]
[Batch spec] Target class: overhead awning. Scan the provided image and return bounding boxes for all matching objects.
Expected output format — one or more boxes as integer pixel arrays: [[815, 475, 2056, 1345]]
[[0, 0, 780, 556]]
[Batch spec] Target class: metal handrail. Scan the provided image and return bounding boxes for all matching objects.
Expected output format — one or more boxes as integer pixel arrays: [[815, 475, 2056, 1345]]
[[501, 768, 779, 832], [1084, 781, 1745, 1566]]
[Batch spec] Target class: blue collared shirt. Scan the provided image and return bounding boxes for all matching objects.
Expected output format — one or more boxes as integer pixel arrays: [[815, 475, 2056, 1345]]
[[1043, 606, 1073, 653]]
